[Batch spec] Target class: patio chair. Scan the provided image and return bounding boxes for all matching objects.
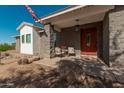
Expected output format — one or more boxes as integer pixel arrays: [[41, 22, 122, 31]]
[[55, 47, 66, 57], [68, 47, 75, 56], [55, 47, 62, 57]]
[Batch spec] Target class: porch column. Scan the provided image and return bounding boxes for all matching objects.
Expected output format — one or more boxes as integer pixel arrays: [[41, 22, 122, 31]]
[[50, 25, 56, 58], [41, 24, 55, 58], [102, 12, 109, 66], [41, 24, 51, 58], [109, 10, 124, 67]]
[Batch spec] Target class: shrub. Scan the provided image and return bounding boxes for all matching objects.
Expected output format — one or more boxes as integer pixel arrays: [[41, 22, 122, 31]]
[[0, 43, 11, 52]]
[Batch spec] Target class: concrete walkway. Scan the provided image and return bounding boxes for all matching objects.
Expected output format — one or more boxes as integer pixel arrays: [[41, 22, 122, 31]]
[[35, 57, 61, 68], [34, 56, 102, 68]]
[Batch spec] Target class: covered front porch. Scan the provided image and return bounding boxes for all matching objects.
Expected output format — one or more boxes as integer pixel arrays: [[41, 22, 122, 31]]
[[45, 6, 113, 61], [56, 22, 102, 57], [40, 5, 114, 65]]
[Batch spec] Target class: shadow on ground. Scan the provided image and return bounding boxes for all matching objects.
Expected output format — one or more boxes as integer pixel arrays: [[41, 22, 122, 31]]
[[0, 59, 123, 88]]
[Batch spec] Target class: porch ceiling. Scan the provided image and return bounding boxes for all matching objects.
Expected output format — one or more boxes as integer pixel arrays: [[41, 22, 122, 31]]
[[54, 12, 106, 28], [41, 5, 114, 28]]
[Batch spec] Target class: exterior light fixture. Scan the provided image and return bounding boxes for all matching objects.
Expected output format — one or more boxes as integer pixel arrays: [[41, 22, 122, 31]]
[[75, 19, 80, 31]]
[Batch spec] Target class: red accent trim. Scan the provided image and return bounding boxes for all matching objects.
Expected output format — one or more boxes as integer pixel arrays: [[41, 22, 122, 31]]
[[81, 52, 97, 55], [25, 5, 38, 22]]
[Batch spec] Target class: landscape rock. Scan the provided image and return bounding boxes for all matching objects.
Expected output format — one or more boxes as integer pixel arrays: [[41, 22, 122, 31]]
[[33, 56, 40, 61], [28, 58, 34, 63], [17, 59, 22, 65], [113, 83, 124, 88], [17, 58, 29, 65], [28, 56, 40, 63], [4, 53, 9, 56]]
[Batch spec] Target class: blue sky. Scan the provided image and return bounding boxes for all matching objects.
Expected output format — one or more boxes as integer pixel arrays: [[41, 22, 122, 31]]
[[0, 5, 68, 44]]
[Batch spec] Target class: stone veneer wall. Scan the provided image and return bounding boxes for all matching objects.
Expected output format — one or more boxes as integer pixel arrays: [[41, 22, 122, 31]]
[[40, 24, 56, 58], [109, 9, 124, 67], [50, 25, 56, 58], [40, 24, 51, 58]]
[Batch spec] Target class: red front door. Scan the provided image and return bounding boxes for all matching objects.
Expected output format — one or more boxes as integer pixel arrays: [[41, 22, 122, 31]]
[[81, 28, 97, 54]]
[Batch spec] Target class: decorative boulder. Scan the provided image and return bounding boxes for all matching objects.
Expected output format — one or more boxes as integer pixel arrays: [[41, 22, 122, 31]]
[[17, 58, 29, 65], [5, 53, 9, 56], [28, 56, 40, 63], [17, 59, 21, 65], [32, 56, 40, 61], [28, 58, 34, 63]]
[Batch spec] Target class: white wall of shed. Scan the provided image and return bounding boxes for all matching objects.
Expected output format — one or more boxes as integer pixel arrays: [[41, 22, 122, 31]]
[[20, 25, 33, 55]]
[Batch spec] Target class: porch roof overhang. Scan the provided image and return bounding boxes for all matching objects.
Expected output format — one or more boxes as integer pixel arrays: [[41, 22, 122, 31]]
[[40, 5, 114, 28]]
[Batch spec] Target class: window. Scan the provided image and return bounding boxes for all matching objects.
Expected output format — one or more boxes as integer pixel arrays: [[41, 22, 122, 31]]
[[53, 33, 57, 41], [26, 34, 31, 43], [86, 33, 91, 47], [53, 32, 60, 47], [22, 35, 25, 43]]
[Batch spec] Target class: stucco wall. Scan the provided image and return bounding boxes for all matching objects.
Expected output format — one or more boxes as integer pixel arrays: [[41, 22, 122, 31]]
[[97, 23, 103, 60], [61, 27, 81, 55], [102, 12, 109, 65], [33, 28, 41, 56], [109, 8, 124, 67], [20, 26, 33, 55]]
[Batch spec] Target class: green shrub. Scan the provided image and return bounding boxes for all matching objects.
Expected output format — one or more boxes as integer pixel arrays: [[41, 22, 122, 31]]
[[0, 43, 11, 52]]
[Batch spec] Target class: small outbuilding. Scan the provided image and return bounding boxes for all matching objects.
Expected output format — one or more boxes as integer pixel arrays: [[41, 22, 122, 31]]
[[16, 22, 44, 56]]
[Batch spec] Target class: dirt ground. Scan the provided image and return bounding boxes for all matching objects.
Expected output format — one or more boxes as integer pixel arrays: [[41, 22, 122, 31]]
[[0, 59, 121, 88], [0, 50, 124, 88], [0, 61, 104, 88], [0, 62, 51, 79]]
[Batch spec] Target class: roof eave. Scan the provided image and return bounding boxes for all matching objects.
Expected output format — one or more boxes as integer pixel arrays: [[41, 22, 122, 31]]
[[16, 22, 43, 31], [40, 5, 87, 22], [16, 22, 33, 31]]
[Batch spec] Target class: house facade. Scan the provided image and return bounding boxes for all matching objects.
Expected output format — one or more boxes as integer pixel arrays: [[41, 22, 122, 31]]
[[15, 5, 124, 67], [38, 5, 124, 67]]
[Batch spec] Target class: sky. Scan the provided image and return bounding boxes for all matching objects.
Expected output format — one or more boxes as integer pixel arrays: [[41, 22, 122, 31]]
[[0, 5, 68, 44]]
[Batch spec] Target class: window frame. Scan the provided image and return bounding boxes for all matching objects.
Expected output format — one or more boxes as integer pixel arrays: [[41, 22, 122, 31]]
[[22, 35, 25, 43], [26, 34, 31, 43], [86, 33, 91, 47]]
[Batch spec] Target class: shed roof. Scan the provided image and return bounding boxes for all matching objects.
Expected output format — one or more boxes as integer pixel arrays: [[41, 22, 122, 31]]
[[12, 35, 20, 38], [16, 22, 43, 31]]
